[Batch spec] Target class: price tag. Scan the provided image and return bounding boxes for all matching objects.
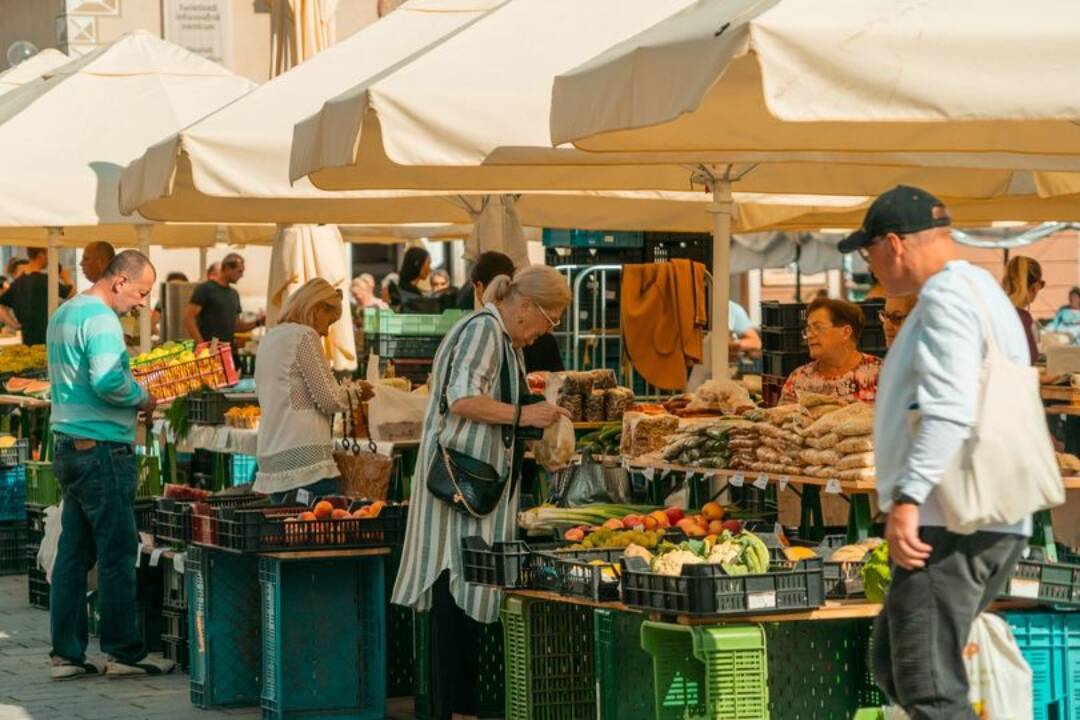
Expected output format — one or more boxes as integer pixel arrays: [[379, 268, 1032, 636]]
[[213, 426, 230, 451], [135, 545, 145, 567], [729, 472, 744, 488], [152, 419, 165, 436], [643, 467, 656, 481], [778, 475, 790, 493], [753, 473, 769, 490], [173, 552, 185, 575], [825, 478, 842, 495], [747, 590, 777, 610], [149, 548, 165, 567], [296, 488, 313, 505], [1008, 578, 1040, 600]]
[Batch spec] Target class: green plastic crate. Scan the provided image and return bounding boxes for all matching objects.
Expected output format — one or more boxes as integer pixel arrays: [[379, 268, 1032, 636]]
[[641, 622, 769, 720], [362, 308, 465, 336], [502, 595, 595, 720], [25, 461, 59, 506], [413, 610, 505, 720], [594, 609, 654, 720]]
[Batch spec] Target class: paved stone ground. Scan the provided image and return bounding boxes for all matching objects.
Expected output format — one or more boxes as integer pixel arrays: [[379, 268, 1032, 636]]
[[0, 575, 414, 720]]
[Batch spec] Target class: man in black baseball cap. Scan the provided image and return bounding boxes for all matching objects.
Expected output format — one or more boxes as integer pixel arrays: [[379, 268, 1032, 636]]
[[852, 183, 1033, 719]]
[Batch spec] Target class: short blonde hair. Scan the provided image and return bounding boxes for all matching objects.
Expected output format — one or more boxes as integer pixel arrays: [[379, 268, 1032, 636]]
[[280, 278, 342, 328], [483, 265, 571, 309]]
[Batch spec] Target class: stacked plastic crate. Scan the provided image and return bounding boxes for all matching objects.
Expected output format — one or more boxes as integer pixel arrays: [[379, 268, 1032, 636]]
[[361, 309, 464, 387]]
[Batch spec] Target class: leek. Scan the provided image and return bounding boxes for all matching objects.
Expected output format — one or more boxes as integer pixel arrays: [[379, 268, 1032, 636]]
[[517, 503, 661, 531]]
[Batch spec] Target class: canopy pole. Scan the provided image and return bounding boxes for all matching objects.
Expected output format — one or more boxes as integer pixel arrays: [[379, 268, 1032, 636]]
[[47, 227, 61, 317], [137, 225, 153, 354], [707, 174, 733, 381], [199, 246, 209, 281]]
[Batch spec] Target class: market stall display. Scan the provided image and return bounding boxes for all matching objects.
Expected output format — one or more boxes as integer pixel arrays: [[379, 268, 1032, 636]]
[[541, 370, 635, 423], [132, 341, 239, 401]]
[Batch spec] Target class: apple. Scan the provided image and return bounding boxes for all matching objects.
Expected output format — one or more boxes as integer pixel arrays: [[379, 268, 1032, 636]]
[[708, 520, 725, 535], [643, 515, 659, 531], [622, 514, 643, 530], [648, 510, 670, 529], [664, 507, 685, 525], [602, 518, 624, 531], [564, 527, 585, 543], [722, 519, 743, 534]]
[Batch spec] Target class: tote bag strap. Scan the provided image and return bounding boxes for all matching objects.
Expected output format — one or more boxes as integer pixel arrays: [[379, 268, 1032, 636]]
[[958, 273, 1002, 359]]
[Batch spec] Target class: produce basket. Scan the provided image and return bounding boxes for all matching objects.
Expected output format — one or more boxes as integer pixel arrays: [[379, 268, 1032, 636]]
[[529, 547, 623, 602], [461, 536, 533, 589], [1001, 546, 1080, 607], [187, 390, 258, 426], [641, 622, 769, 720], [195, 501, 405, 553], [155, 493, 266, 545], [620, 556, 826, 617], [133, 342, 238, 402]]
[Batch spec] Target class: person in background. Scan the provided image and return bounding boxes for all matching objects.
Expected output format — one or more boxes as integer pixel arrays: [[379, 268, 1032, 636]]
[[1045, 285, 1080, 344], [80, 241, 115, 284], [388, 247, 431, 309], [729, 300, 762, 359], [151, 272, 190, 335], [184, 253, 263, 346], [880, 295, 918, 348], [6, 257, 28, 281], [255, 279, 351, 502], [0, 248, 75, 345], [351, 274, 387, 311], [429, 268, 451, 294], [394, 266, 571, 720], [459, 251, 564, 373], [843, 185, 1030, 719], [206, 263, 220, 282], [46, 250, 174, 679], [380, 272, 399, 305], [1002, 255, 1044, 365], [779, 297, 881, 404]]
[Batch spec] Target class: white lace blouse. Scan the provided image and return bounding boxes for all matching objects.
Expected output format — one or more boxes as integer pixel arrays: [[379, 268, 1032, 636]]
[[253, 323, 348, 494]]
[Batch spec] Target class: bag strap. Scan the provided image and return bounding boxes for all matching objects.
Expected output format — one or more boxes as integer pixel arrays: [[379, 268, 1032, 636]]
[[436, 310, 515, 451], [959, 273, 1001, 358]]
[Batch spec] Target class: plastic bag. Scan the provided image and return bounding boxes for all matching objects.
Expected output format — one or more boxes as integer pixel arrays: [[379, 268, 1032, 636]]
[[557, 451, 622, 507], [38, 503, 63, 581], [964, 613, 1033, 719], [367, 357, 430, 442], [535, 415, 574, 471]]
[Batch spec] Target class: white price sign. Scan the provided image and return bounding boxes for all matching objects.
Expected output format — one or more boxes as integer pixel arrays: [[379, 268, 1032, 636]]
[[173, 552, 186, 575], [778, 475, 790, 492], [747, 590, 777, 610], [149, 548, 165, 567], [729, 472, 745, 488], [1008, 578, 1040, 600], [825, 479, 842, 495], [643, 467, 656, 481], [753, 473, 769, 490], [296, 488, 313, 505]]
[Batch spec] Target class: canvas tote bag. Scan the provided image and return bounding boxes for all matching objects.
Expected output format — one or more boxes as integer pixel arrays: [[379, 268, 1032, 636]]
[[930, 276, 1064, 534]]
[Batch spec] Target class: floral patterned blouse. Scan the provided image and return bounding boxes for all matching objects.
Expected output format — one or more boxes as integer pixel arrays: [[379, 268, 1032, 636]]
[[779, 353, 882, 405]]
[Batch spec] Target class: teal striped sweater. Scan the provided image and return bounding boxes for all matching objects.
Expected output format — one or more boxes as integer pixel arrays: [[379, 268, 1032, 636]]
[[47, 294, 147, 443]]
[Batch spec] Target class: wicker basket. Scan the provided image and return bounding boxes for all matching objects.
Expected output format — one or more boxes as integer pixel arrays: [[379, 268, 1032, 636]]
[[334, 448, 394, 500]]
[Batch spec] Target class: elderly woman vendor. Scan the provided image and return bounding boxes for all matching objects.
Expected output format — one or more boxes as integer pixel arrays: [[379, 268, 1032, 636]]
[[780, 297, 882, 405], [393, 265, 571, 720]]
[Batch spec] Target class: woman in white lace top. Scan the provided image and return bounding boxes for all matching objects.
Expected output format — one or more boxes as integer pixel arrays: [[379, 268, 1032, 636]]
[[254, 279, 349, 500]]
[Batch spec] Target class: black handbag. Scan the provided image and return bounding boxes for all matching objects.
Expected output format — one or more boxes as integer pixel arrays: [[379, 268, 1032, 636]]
[[426, 311, 525, 517]]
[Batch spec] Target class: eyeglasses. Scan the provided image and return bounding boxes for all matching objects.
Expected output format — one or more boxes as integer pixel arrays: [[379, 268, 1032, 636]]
[[878, 311, 908, 326], [532, 300, 560, 330], [801, 323, 835, 338], [856, 237, 886, 263]]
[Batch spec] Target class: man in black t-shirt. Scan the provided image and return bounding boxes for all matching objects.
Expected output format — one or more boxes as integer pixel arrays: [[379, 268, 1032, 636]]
[[184, 253, 262, 345], [0, 248, 74, 345]]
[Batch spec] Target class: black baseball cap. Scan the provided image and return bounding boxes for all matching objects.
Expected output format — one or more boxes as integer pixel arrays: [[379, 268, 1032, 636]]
[[839, 185, 951, 254]]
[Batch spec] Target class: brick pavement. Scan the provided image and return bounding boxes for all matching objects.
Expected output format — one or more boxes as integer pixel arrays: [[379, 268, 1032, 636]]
[[0, 575, 414, 720]]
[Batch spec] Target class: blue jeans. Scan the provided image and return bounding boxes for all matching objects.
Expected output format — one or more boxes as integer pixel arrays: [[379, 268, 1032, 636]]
[[50, 434, 144, 665]]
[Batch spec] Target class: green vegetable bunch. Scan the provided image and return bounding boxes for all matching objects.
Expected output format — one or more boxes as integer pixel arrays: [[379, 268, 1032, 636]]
[[861, 541, 891, 603]]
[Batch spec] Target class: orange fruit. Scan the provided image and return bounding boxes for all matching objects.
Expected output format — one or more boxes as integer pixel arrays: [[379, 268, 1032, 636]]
[[352, 507, 371, 519], [313, 501, 334, 520], [298, 511, 317, 522], [331, 508, 350, 520], [702, 501, 725, 522], [643, 515, 658, 531]]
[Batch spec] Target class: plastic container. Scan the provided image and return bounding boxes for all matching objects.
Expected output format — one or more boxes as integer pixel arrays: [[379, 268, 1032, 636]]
[[133, 341, 239, 402], [195, 502, 405, 553], [259, 554, 386, 720], [641, 622, 769, 720], [544, 245, 644, 268], [362, 308, 465, 336], [413, 611, 505, 720], [594, 609, 654, 720], [230, 454, 257, 486], [187, 390, 257, 426], [163, 557, 186, 611], [1003, 547, 1080, 607], [0, 465, 26, 522], [529, 547, 623, 601], [25, 460, 58, 507], [25, 503, 46, 545], [502, 595, 595, 720], [461, 536, 532, 588], [542, 228, 644, 249], [28, 563, 48, 609], [0, 438, 29, 467], [620, 556, 826, 617], [134, 500, 155, 535], [644, 232, 712, 266], [186, 545, 261, 708], [761, 302, 807, 329], [0, 523, 26, 575], [155, 493, 265, 545], [163, 636, 190, 672], [761, 326, 807, 353], [387, 603, 415, 698], [763, 350, 810, 378], [1004, 610, 1080, 720], [369, 334, 443, 359]]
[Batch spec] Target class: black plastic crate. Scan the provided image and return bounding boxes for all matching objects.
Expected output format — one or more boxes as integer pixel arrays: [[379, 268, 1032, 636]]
[[822, 560, 866, 598], [763, 350, 810, 378], [761, 302, 807, 329], [761, 375, 785, 408], [187, 391, 257, 426], [860, 326, 887, 356], [28, 564, 48, 609], [0, 438, 29, 468], [135, 500, 155, 535], [545, 246, 644, 267], [620, 556, 826, 617], [1001, 546, 1080, 607], [0, 523, 26, 575], [368, 334, 443, 360], [461, 536, 532, 588], [529, 547, 623, 601], [155, 493, 266, 545], [162, 636, 189, 672], [164, 559, 186, 611], [25, 504, 46, 546], [644, 232, 711, 266], [199, 502, 406, 553], [163, 607, 187, 641], [761, 326, 806, 353], [860, 300, 885, 328]]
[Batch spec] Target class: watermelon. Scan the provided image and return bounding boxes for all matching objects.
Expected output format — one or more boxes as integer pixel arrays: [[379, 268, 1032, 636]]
[[4, 378, 31, 394]]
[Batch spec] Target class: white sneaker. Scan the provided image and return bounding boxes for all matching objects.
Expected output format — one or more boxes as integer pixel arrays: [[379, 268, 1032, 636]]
[[106, 654, 176, 678], [50, 655, 107, 681]]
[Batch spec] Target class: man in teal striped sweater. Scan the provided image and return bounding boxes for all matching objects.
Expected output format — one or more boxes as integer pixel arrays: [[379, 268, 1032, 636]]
[[46, 250, 174, 680]]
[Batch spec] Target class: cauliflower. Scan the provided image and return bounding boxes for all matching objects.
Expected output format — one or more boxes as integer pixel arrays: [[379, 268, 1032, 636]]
[[707, 541, 740, 565], [653, 549, 704, 577], [624, 543, 654, 565]]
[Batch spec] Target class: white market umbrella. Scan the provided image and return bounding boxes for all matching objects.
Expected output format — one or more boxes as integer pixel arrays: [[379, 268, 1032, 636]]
[[0, 49, 69, 97]]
